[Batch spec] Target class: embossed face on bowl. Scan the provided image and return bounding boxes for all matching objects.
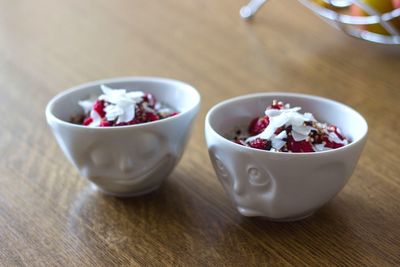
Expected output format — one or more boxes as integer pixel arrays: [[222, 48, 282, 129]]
[[80, 132, 174, 181], [46, 77, 200, 196], [209, 149, 277, 217], [205, 92, 368, 220]]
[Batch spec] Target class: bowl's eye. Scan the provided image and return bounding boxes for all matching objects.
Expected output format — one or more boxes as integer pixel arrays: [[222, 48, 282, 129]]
[[247, 166, 271, 187], [90, 148, 113, 167]]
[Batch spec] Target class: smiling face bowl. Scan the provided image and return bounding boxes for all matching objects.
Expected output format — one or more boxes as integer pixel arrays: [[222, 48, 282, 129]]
[[46, 77, 200, 196], [205, 93, 368, 221]]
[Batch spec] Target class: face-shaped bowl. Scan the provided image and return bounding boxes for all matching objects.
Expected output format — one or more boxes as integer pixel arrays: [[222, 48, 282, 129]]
[[205, 93, 368, 221], [46, 77, 200, 196]]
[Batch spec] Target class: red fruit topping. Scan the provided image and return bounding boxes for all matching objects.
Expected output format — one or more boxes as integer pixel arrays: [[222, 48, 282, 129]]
[[274, 126, 285, 135], [248, 138, 271, 150], [145, 112, 160, 122], [83, 117, 93, 125], [128, 119, 141, 125], [143, 93, 156, 107], [270, 100, 284, 110], [93, 100, 106, 118], [287, 136, 314, 153], [99, 120, 112, 127], [323, 136, 344, 149], [248, 116, 270, 135], [169, 112, 179, 117]]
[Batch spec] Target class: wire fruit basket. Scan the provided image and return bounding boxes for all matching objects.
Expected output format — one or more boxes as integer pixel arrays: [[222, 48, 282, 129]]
[[240, 0, 400, 44]]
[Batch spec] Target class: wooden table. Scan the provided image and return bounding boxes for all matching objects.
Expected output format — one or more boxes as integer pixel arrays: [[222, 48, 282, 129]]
[[1, 0, 399, 265]]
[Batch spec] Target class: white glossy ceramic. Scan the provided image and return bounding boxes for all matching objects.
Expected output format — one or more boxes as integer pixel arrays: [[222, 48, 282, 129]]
[[205, 93, 368, 221], [46, 77, 200, 196]]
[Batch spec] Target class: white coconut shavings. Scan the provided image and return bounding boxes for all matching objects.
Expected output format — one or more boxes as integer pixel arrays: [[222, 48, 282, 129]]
[[78, 100, 93, 114], [80, 85, 145, 127], [313, 143, 331, 152], [246, 105, 316, 144], [88, 109, 101, 127], [271, 131, 287, 150], [328, 131, 348, 145]]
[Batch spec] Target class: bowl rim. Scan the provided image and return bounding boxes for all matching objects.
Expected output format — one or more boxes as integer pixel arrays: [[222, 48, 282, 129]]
[[205, 92, 368, 156], [45, 76, 201, 130]]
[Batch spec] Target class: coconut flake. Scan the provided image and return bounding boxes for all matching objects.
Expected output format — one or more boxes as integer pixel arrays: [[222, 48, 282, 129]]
[[78, 100, 94, 114], [88, 109, 101, 127], [292, 130, 308, 141], [275, 130, 287, 140], [292, 125, 313, 136], [98, 84, 145, 123], [272, 138, 286, 150], [313, 143, 332, 152], [328, 131, 347, 144]]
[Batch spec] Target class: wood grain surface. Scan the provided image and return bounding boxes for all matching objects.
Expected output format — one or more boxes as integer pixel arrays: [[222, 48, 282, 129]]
[[0, 0, 399, 266]]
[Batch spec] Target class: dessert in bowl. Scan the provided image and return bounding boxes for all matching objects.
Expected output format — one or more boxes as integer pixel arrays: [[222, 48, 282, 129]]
[[205, 92, 367, 221], [46, 77, 200, 196]]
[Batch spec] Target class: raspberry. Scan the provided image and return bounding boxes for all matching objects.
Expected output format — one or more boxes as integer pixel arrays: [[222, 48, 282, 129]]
[[83, 117, 93, 126], [274, 126, 285, 135], [145, 112, 160, 122], [99, 120, 112, 127], [93, 100, 106, 118], [248, 138, 271, 150], [128, 119, 141, 125], [323, 136, 344, 149], [270, 100, 284, 110], [248, 116, 270, 135], [287, 136, 314, 152]]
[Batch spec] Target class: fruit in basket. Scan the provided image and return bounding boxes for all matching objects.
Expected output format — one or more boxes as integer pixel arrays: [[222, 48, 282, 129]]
[[393, 0, 400, 9], [350, 0, 398, 35]]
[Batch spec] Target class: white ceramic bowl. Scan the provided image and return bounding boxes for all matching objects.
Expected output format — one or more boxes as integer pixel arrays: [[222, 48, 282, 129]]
[[46, 77, 200, 196], [205, 92, 368, 221]]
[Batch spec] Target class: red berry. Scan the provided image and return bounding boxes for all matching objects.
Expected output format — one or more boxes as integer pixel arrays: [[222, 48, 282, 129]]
[[99, 120, 112, 127], [93, 100, 106, 118], [248, 116, 270, 135], [145, 112, 159, 122], [287, 136, 314, 152], [83, 117, 93, 125], [128, 119, 141, 125], [248, 138, 271, 150], [270, 100, 284, 110], [323, 136, 344, 149], [274, 126, 285, 135], [169, 112, 179, 117]]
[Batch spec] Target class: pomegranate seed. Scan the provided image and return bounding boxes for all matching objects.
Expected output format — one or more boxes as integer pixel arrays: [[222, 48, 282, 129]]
[[270, 100, 284, 110], [287, 136, 314, 152], [83, 117, 93, 125], [248, 138, 271, 150], [99, 120, 112, 127], [274, 126, 285, 135], [145, 112, 160, 122], [323, 137, 344, 149], [248, 116, 270, 135]]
